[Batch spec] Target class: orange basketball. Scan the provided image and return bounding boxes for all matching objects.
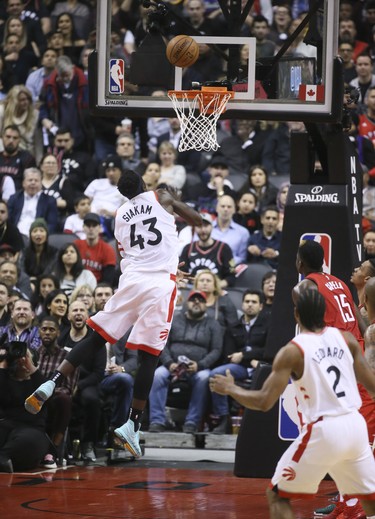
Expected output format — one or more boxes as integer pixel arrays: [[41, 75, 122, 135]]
[[166, 35, 200, 68]]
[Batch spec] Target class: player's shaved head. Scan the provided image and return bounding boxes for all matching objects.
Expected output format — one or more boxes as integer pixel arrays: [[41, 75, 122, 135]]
[[117, 169, 144, 199], [297, 240, 324, 271]]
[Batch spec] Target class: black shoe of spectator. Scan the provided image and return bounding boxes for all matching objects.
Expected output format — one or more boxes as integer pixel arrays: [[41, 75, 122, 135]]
[[148, 423, 167, 433], [212, 415, 229, 435], [0, 456, 13, 473], [182, 422, 197, 434]]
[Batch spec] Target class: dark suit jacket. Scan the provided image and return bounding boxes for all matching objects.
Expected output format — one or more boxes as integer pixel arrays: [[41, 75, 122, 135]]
[[225, 312, 270, 363], [7, 191, 58, 234]]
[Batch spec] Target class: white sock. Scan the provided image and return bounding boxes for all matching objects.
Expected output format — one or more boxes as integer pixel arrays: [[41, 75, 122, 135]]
[[346, 498, 358, 507]]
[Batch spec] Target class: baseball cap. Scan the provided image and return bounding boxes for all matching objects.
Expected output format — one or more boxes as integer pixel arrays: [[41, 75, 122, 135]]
[[187, 290, 207, 302], [0, 243, 15, 255], [210, 156, 228, 168], [199, 212, 215, 225], [102, 154, 122, 170], [83, 212, 100, 225]]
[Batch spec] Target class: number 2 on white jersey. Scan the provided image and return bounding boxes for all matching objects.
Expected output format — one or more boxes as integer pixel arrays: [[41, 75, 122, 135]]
[[327, 365, 346, 398], [333, 294, 355, 323]]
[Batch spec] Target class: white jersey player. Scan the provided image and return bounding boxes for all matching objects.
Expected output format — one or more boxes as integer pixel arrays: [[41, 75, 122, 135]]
[[210, 289, 375, 519], [89, 188, 182, 351], [25, 170, 202, 458], [291, 327, 362, 423], [116, 190, 179, 274]]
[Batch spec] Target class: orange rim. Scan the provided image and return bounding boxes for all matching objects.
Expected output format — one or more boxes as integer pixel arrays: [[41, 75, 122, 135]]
[[168, 86, 234, 114]]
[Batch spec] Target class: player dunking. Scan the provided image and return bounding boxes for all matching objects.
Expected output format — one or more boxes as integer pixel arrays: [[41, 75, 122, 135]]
[[210, 289, 375, 519], [25, 169, 202, 457]]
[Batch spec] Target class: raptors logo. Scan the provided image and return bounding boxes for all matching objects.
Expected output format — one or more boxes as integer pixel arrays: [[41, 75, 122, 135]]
[[282, 466, 296, 481], [159, 329, 169, 341]]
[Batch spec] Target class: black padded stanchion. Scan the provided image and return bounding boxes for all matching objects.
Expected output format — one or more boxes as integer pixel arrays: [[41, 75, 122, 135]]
[[234, 129, 363, 478]]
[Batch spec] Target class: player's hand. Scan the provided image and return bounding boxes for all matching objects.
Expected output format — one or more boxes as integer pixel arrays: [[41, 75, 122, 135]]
[[156, 185, 181, 201], [176, 261, 194, 286], [177, 270, 194, 285], [209, 369, 235, 395], [166, 185, 181, 200]]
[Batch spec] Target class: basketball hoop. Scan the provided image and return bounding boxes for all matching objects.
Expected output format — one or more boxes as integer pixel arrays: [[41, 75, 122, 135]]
[[168, 87, 234, 152]]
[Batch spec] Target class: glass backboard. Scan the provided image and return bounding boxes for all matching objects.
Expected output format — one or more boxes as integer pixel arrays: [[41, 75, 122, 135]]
[[89, 0, 342, 123]]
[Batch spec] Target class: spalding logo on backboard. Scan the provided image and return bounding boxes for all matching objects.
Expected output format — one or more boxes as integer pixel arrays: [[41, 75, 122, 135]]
[[109, 59, 124, 94]]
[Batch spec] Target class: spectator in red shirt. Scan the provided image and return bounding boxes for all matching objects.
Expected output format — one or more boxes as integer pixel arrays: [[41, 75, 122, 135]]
[[74, 212, 117, 286]]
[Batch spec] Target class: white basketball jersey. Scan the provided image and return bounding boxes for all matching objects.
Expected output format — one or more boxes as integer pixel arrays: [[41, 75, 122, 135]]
[[115, 190, 179, 274], [291, 327, 362, 423]]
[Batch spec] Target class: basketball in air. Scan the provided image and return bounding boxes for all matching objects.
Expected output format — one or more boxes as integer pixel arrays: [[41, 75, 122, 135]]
[[166, 35, 200, 68]]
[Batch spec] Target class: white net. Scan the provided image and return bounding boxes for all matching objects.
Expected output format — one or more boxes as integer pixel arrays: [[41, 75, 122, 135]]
[[168, 90, 233, 152]]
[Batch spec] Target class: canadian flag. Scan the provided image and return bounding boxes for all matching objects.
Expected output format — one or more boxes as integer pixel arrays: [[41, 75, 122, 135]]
[[298, 84, 325, 102]]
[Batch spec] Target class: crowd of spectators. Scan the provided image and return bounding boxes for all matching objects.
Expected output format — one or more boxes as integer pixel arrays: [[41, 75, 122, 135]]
[[2, 0, 375, 471]]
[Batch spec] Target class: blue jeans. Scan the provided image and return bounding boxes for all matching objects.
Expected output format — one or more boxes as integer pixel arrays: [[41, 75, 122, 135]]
[[100, 372, 134, 427], [149, 365, 210, 426], [210, 363, 250, 416]]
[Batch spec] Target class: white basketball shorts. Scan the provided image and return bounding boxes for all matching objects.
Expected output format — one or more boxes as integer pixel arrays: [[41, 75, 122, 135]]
[[88, 270, 177, 355], [271, 411, 375, 500]]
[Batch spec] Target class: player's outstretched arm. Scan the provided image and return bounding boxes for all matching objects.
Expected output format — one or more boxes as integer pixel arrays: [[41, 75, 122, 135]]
[[172, 198, 202, 226], [209, 344, 301, 412], [346, 330, 375, 398], [157, 187, 202, 226]]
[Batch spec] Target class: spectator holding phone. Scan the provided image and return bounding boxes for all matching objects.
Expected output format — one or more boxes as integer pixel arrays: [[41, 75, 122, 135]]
[[0, 343, 49, 472], [148, 290, 223, 434]]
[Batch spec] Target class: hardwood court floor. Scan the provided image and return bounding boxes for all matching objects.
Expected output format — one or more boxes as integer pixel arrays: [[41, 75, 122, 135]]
[[1, 451, 337, 519]]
